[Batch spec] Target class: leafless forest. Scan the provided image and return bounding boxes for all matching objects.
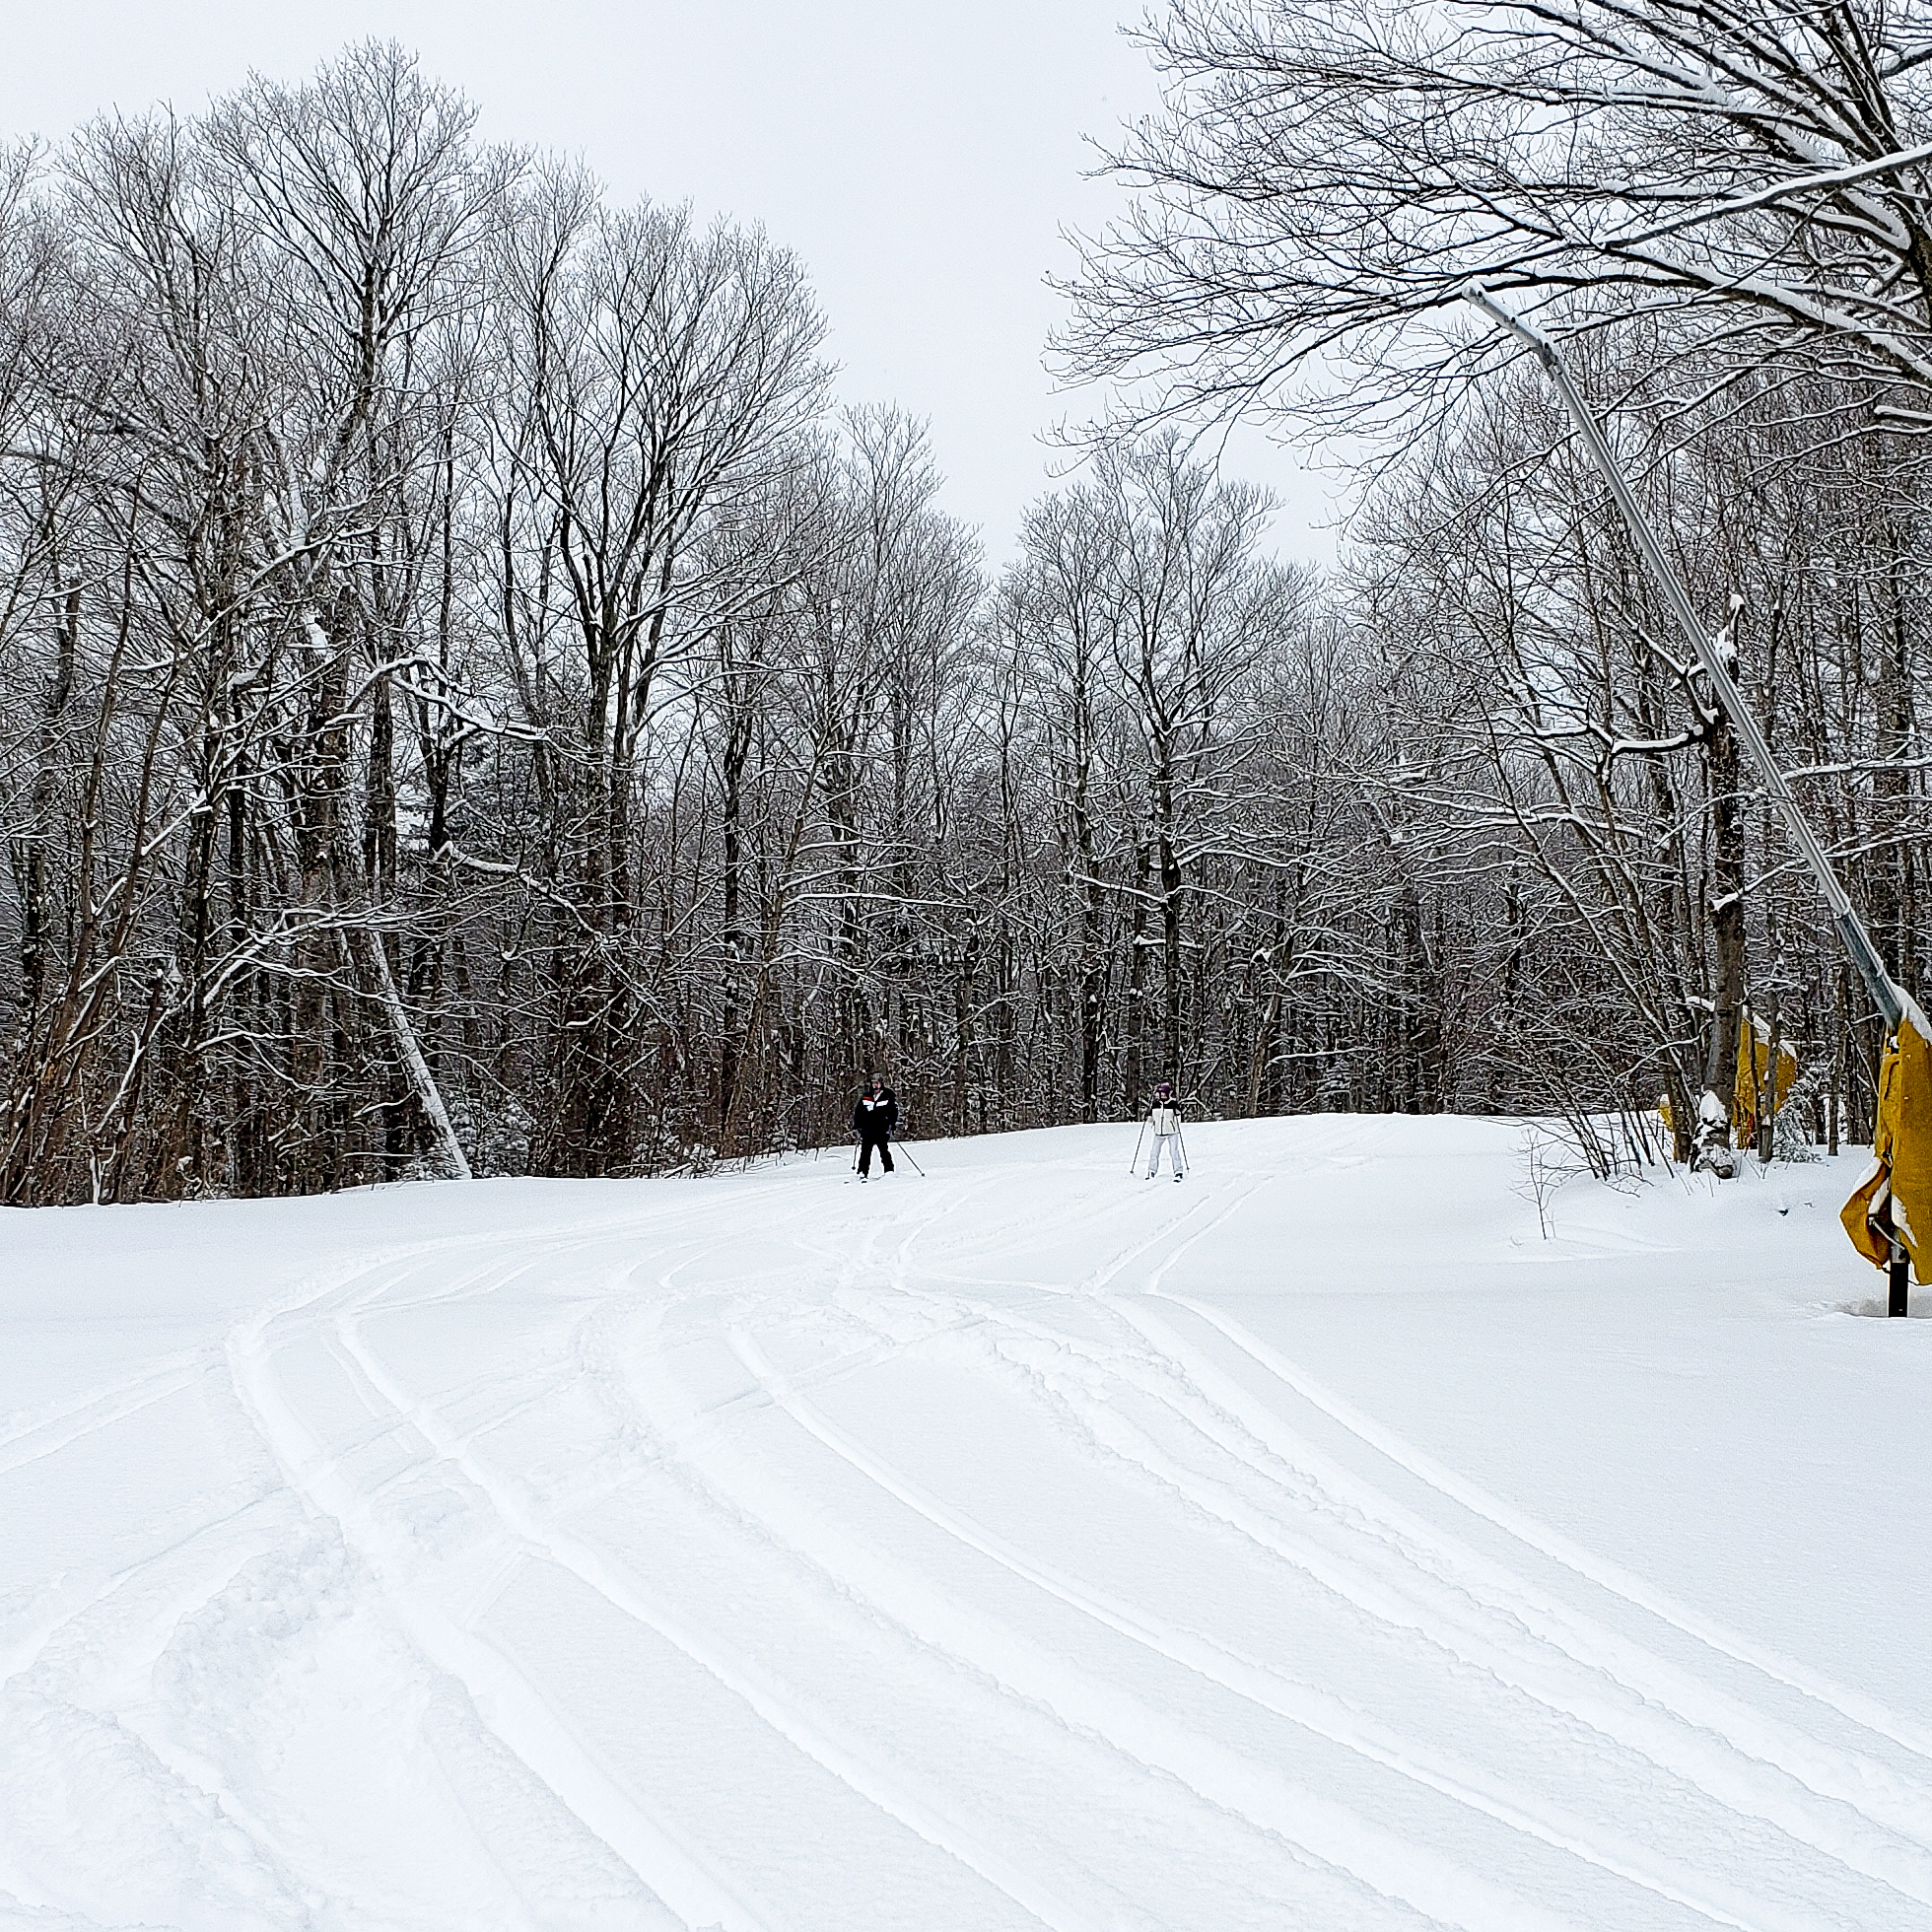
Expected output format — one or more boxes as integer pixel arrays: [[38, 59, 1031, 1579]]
[[4, 10, 1929, 1203]]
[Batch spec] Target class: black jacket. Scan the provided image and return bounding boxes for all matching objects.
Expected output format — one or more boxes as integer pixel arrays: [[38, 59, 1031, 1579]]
[[853, 1087, 899, 1138]]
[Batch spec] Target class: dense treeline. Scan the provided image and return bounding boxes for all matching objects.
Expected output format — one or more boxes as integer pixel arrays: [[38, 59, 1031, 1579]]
[[1061, 0, 1932, 1178], [3, 27, 1929, 1202]]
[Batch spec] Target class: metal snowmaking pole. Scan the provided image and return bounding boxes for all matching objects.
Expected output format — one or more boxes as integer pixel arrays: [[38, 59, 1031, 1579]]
[[1463, 283, 1914, 1315]]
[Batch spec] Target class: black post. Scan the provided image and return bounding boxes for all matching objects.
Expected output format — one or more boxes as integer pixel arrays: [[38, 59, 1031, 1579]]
[[1891, 1237, 1911, 1319]]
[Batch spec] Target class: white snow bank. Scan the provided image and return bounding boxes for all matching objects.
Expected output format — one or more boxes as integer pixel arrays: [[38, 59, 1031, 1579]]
[[3, 1117, 1930, 1930]]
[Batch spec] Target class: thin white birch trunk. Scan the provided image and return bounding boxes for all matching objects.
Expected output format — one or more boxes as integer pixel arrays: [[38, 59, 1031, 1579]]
[[368, 932, 471, 1181]]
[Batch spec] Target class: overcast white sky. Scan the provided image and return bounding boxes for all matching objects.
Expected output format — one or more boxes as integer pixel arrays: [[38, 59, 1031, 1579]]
[[0, 2, 1345, 568]]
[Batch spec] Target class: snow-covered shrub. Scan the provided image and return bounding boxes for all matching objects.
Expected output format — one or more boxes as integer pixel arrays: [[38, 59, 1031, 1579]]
[[1772, 1059, 1829, 1163]]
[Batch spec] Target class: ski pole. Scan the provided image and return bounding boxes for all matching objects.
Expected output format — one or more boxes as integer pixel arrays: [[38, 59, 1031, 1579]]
[[1130, 1119, 1146, 1176], [897, 1140, 926, 1177]]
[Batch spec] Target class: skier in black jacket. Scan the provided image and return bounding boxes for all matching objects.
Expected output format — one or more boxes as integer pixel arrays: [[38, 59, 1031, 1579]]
[[853, 1074, 898, 1178]]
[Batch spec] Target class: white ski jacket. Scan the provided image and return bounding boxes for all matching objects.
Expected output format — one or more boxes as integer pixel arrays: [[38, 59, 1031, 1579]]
[[1149, 1104, 1180, 1136]]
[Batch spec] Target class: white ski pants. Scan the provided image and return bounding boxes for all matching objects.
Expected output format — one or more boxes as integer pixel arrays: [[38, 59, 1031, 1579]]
[[1147, 1133, 1184, 1177]]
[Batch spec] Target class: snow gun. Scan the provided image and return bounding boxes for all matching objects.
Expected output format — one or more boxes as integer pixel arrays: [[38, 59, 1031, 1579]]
[[1466, 283, 1926, 1316]]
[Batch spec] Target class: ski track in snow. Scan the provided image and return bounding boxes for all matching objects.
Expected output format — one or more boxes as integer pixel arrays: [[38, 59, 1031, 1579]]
[[727, 1326, 1797, 1932], [4, 1120, 1931, 1929], [1152, 1287, 1932, 1763], [0, 1354, 211, 1469], [1097, 1299, 1932, 1900]]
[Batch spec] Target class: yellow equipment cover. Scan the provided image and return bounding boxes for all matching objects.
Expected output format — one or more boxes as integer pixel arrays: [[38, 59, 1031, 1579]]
[[1841, 998, 1932, 1277], [1735, 1011, 1799, 1144], [1658, 1008, 1799, 1141]]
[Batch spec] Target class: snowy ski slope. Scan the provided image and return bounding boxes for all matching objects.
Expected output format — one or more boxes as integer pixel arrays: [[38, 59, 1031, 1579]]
[[4, 1115, 1931, 1931]]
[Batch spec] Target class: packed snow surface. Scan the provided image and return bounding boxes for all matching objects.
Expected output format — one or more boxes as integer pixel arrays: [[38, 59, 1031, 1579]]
[[4, 1116, 1932, 1931]]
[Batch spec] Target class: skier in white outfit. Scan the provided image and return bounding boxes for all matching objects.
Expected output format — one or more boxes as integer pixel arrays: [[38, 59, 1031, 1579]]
[[1145, 1081, 1185, 1181]]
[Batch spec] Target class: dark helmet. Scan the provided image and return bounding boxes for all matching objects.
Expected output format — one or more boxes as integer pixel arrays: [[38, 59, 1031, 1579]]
[[1157, 1080, 1172, 1096]]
